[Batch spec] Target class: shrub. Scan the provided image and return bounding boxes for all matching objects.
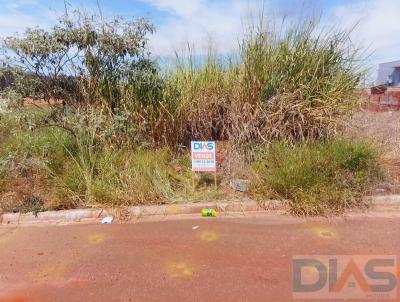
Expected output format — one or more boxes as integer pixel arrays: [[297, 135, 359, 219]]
[[1, 10, 155, 109], [252, 139, 381, 215]]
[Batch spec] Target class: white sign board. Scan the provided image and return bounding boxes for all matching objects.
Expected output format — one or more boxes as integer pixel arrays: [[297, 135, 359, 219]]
[[191, 141, 216, 172]]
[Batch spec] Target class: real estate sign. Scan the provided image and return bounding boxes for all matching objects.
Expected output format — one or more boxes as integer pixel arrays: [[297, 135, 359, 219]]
[[191, 141, 216, 172]]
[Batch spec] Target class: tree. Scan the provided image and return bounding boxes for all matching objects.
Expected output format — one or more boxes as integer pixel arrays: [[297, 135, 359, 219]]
[[1, 10, 155, 110]]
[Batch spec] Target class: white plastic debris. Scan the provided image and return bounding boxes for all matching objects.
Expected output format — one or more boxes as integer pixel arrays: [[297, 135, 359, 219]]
[[192, 225, 199, 230], [101, 216, 114, 224]]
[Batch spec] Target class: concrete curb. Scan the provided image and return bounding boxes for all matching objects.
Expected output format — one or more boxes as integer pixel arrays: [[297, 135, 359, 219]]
[[0, 200, 285, 226], [1, 195, 400, 226]]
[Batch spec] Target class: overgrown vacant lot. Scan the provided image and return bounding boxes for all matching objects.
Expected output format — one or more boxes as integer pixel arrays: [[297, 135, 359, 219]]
[[0, 106, 381, 216], [0, 10, 384, 216]]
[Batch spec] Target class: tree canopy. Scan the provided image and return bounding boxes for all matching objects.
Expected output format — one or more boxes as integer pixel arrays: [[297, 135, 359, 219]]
[[1, 10, 156, 109]]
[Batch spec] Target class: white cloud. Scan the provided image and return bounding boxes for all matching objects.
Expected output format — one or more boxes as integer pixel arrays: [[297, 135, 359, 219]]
[[143, 0, 204, 17], [144, 0, 260, 56], [330, 0, 400, 79], [0, 13, 39, 37], [0, 0, 57, 37], [6, 0, 39, 10]]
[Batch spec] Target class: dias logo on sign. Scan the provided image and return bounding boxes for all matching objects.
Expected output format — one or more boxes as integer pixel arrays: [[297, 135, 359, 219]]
[[191, 141, 216, 172], [292, 255, 398, 299], [193, 142, 214, 151]]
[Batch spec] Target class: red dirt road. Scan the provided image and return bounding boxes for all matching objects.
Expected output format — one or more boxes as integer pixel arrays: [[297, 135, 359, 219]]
[[1, 215, 400, 302]]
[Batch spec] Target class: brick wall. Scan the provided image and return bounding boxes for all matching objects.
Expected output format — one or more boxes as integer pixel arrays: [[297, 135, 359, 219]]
[[362, 87, 400, 112]]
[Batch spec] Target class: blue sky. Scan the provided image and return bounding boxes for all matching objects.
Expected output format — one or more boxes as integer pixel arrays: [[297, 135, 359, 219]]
[[0, 0, 399, 78]]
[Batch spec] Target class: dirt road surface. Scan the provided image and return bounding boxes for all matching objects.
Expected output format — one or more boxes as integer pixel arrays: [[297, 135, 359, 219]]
[[1, 215, 400, 301]]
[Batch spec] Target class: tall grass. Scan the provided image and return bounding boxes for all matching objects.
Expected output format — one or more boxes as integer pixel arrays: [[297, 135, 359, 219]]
[[143, 18, 365, 161], [252, 139, 381, 215], [157, 54, 238, 146], [58, 147, 195, 206], [31, 16, 363, 155], [239, 20, 364, 145]]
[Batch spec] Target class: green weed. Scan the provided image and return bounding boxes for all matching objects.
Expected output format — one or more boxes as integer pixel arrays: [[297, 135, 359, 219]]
[[252, 139, 381, 215]]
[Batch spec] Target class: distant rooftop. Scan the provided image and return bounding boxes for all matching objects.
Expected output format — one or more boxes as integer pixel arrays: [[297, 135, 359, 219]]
[[378, 60, 400, 68]]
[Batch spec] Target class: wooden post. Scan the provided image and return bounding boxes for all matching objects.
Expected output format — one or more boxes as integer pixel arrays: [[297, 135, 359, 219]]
[[214, 171, 217, 190]]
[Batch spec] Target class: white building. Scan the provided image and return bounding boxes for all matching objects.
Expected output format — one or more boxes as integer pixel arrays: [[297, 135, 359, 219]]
[[377, 60, 400, 87]]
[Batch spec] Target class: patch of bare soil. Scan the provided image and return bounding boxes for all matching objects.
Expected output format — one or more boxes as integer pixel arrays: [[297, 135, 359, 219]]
[[344, 110, 400, 194], [0, 178, 46, 213]]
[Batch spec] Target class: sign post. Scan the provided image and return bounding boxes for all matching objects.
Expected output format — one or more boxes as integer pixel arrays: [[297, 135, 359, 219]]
[[191, 141, 217, 189]]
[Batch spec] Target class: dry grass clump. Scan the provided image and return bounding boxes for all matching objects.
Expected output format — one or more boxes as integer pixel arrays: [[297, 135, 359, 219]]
[[252, 139, 381, 216]]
